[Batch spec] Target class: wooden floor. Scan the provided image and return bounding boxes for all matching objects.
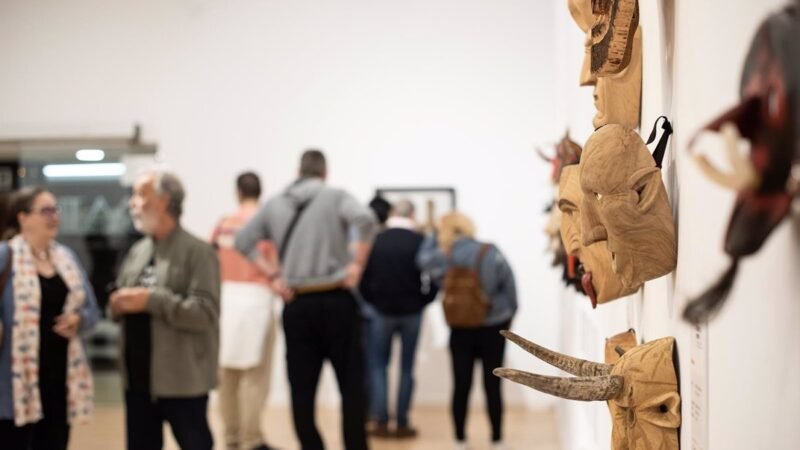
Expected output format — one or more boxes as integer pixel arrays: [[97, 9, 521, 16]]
[[72, 406, 559, 450], [69, 373, 560, 450]]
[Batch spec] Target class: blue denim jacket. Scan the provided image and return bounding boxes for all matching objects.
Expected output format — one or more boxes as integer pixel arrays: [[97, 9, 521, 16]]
[[416, 236, 517, 327], [0, 242, 100, 420]]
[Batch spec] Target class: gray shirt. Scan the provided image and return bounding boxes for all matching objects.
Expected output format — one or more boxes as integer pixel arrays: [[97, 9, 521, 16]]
[[235, 177, 377, 288]]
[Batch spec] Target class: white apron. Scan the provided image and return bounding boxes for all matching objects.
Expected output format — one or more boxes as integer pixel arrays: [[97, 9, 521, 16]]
[[219, 281, 275, 369]]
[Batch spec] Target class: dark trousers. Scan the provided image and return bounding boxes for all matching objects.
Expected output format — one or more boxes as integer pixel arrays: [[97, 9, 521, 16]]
[[449, 321, 510, 443], [124, 390, 213, 450], [283, 289, 368, 450], [0, 421, 33, 450], [0, 384, 70, 450], [0, 416, 69, 450]]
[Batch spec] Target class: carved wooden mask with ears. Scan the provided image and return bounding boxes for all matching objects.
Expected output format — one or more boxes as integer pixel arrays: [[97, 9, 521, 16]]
[[579, 125, 677, 290]]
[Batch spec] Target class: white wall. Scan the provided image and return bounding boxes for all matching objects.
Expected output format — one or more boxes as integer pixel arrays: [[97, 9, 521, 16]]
[[0, 0, 562, 410], [554, 1, 800, 449]]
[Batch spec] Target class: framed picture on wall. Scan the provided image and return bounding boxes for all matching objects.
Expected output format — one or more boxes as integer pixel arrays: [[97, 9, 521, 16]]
[[375, 187, 457, 231]]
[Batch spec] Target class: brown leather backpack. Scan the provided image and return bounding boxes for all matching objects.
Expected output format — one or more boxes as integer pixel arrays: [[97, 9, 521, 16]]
[[442, 244, 491, 328]]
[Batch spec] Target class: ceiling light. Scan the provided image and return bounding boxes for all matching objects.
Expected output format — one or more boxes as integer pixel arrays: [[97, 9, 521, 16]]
[[75, 149, 106, 161], [43, 163, 126, 179]]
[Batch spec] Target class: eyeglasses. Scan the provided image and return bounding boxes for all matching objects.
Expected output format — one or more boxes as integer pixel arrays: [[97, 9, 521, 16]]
[[29, 205, 61, 217]]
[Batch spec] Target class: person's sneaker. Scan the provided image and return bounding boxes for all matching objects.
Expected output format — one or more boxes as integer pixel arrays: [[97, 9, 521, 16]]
[[393, 426, 418, 438], [251, 445, 279, 450], [367, 422, 391, 438], [251, 444, 279, 450], [454, 440, 469, 450]]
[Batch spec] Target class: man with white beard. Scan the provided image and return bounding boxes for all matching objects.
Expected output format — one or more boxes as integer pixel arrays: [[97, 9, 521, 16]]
[[110, 171, 220, 450]]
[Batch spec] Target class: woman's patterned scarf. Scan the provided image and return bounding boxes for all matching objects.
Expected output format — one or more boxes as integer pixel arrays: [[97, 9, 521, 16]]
[[9, 234, 93, 426]]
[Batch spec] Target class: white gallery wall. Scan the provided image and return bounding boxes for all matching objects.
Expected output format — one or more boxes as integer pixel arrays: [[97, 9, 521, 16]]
[[553, 1, 800, 449], [0, 0, 563, 410]]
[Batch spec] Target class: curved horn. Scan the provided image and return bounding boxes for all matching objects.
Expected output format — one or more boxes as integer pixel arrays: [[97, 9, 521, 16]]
[[536, 146, 554, 163], [500, 331, 613, 376], [721, 122, 760, 190], [493, 368, 623, 402], [693, 154, 740, 190]]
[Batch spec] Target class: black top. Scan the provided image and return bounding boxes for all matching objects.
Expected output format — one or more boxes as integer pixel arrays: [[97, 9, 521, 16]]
[[359, 228, 437, 316], [38, 274, 69, 387], [124, 256, 155, 394]]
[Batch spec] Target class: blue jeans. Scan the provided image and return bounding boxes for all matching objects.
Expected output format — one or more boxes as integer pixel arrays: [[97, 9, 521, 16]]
[[369, 312, 422, 427]]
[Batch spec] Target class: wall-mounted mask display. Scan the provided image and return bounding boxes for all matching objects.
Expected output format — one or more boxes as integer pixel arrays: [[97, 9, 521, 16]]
[[495, 331, 680, 450], [684, 2, 800, 324], [579, 125, 677, 290], [559, 165, 638, 307], [567, 0, 642, 129], [540, 132, 585, 284]]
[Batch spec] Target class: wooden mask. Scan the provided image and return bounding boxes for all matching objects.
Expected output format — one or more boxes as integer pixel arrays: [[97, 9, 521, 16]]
[[495, 332, 680, 450], [685, 2, 800, 323], [538, 131, 584, 184], [567, 0, 642, 128], [559, 165, 639, 307], [590, 0, 640, 77], [593, 30, 643, 130], [579, 125, 677, 290], [541, 132, 584, 271]]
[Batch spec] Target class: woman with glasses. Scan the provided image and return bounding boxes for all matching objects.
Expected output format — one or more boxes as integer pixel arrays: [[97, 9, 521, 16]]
[[0, 186, 99, 450]]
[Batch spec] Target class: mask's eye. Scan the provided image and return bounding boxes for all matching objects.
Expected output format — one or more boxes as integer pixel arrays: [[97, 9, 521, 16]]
[[635, 185, 645, 202], [594, 192, 603, 201]]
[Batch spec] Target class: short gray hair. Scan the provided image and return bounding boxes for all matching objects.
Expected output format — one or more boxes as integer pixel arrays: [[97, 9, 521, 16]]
[[299, 149, 327, 178], [152, 171, 185, 219], [391, 199, 415, 218]]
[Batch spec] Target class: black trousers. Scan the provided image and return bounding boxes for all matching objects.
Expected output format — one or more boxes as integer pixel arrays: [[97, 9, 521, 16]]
[[0, 421, 33, 450], [283, 289, 368, 450], [124, 390, 213, 450], [0, 383, 70, 450], [449, 321, 510, 443]]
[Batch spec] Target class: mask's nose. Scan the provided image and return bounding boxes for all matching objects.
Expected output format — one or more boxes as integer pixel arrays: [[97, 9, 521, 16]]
[[581, 196, 608, 246]]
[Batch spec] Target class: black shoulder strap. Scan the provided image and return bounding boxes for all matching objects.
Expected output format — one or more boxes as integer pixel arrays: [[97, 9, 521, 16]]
[[646, 116, 674, 169], [278, 193, 320, 261]]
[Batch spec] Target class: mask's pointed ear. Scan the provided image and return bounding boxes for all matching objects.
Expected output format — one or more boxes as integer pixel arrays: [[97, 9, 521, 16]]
[[629, 167, 662, 212]]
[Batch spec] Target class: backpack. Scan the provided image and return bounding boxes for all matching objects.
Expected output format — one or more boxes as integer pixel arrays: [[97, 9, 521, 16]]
[[442, 243, 491, 328]]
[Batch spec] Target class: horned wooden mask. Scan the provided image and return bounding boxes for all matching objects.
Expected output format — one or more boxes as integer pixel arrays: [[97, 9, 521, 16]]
[[579, 125, 677, 290], [559, 165, 638, 306], [685, 3, 800, 323], [495, 332, 680, 450], [567, 0, 642, 128], [539, 131, 584, 184]]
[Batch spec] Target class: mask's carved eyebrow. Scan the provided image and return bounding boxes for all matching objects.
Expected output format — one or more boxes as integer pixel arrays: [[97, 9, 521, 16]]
[[558, 198, 578, 210]]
